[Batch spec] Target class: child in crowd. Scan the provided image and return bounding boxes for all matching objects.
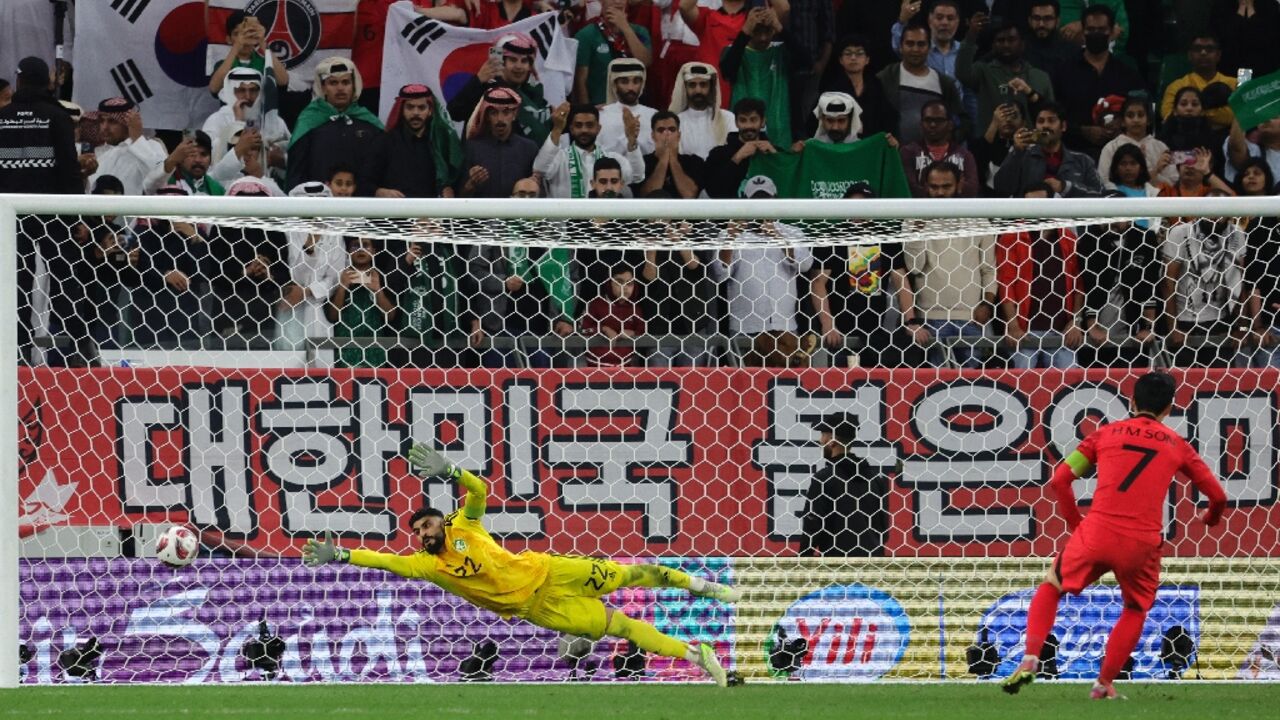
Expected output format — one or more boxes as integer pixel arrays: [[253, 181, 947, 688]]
[[327, 163, 358, 197], [581, 265, 645, 367]]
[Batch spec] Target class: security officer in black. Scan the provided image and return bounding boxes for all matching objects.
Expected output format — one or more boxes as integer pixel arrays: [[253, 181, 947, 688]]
[[0, 57, 79, 192], [801, 412, 889, 557], [0, 56, 81, 364]]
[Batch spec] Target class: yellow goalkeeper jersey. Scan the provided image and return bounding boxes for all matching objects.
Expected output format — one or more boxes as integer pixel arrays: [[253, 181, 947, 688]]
[[350, 509, 550, 617]]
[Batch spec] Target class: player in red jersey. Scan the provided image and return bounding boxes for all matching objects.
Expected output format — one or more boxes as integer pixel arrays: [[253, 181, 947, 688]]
[[1002, 371, 1227, 700]]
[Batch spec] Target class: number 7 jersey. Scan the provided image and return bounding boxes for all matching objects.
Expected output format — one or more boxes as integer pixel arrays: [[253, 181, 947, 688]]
[[1068, 416, 1227, 541]]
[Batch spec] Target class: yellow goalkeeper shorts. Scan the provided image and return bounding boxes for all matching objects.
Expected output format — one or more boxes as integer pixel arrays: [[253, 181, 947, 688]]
[[521, 555, 627, 640]]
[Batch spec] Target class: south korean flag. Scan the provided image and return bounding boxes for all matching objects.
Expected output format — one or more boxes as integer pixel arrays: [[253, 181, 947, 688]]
[[72, 0, 219, 130]]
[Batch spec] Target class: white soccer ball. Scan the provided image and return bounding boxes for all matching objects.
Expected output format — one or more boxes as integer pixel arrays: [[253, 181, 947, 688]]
[[154, 525, 199, 567]]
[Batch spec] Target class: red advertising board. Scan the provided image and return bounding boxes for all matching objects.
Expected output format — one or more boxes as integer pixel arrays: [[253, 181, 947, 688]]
[[17, 367, 1280, 557]]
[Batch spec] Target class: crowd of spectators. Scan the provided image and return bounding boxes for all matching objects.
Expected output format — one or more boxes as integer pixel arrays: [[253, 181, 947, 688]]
[[1, 0, 1279, 370]]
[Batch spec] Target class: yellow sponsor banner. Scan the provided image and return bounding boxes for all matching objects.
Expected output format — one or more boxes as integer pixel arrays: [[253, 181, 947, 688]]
[[731, 558, 1279, 681]]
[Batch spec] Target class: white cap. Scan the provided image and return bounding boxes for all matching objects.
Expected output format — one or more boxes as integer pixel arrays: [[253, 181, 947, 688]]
[[741, 175, 778, 198]]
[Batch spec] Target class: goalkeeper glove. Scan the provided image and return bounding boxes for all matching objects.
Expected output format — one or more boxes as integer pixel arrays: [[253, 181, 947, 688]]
[[407, 442, 460, 479], [301, 532, 349, 567]]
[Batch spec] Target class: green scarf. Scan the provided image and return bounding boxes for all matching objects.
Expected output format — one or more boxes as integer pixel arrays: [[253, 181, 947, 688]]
[[508, 228, 577, 324], [427, 97, 464, 190], [567, 145, 605, 199], [400, 243, 459, 348], [168, 172, 224, 196], [289, 98, 385, 149], [518, 81, 551, 145], [729, 43, 792, 147], [335, 285, 388, 368]]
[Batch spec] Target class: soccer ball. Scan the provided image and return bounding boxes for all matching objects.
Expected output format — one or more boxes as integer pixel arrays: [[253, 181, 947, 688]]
[[154, 525, 198, 567]]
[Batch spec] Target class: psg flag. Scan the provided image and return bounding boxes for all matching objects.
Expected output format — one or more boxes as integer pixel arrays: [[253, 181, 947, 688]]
[[206, 0, 358, 93], [72, 0, 220, 131], [380, 3, 577, 125]]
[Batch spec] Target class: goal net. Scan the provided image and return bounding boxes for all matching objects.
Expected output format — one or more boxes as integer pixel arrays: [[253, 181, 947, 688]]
[[4, 195, 1278, 685]]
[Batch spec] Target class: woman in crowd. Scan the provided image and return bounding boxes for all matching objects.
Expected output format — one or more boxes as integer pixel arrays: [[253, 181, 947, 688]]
[[818, 35, 897, 139], [1158, 87, 1225, 172], [1157, 146, 1234, 200], [1098, 97, 1176, 187], [1107, 144, 1162, 231]]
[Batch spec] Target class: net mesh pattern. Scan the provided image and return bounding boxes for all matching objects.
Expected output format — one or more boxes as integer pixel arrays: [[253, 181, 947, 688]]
[[155, 214, 1138, 250], [12, 206, 1280, 684]]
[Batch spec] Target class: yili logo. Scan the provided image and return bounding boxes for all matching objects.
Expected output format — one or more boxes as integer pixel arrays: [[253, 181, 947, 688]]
[[767, 583, 910, 680]]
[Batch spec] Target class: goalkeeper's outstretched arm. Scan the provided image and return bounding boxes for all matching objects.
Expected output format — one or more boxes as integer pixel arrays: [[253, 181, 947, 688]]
[[301, 445, 484, 576], [301, 532, 432, 578], [407, 443, 487, 520]]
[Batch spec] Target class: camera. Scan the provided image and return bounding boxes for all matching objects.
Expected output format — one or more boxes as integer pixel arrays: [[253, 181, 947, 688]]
[[111, 229, 137, 265], [1029, 129, 1050, 143], [965, 627, 1000, 677], [240, 615, 285, 680], [1173, 150, 1195, 166], [612, 640, 646, 679], [458, 640, 498, 682], [769, 627, 807, 675], [1160, 625, 1197, 679], [58, 636, 102, 682]]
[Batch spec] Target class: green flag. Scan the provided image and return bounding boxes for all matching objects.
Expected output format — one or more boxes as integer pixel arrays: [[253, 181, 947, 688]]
[[1230, 69, 1280, 130], [745, 133, 911, 199], [728, 45, 792, 148]]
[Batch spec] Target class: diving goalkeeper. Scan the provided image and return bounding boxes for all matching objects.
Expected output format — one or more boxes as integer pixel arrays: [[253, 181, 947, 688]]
[[301, 443, 737, 686]]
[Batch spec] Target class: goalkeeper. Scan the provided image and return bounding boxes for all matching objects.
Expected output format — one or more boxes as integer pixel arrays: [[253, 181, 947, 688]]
[[302, 443, 738, 686]]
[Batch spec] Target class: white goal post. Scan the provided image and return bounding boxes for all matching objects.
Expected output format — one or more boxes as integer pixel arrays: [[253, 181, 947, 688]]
[[3, 193, 1279, 688], [4, 193, 1280, 242]]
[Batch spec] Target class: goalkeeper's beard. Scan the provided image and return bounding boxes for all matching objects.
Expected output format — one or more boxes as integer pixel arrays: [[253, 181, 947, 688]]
[[423, 533, 445, 554]]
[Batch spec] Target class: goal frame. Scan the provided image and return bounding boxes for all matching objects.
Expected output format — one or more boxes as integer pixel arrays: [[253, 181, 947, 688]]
[[2, 192, 1278, 687]]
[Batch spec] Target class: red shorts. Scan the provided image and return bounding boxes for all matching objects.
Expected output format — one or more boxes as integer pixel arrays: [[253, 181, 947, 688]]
[[1053, 521, 1163, 611]]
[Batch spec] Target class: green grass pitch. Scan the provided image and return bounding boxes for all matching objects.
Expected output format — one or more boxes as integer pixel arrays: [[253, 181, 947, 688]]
[[3, 683, 1278, 719]]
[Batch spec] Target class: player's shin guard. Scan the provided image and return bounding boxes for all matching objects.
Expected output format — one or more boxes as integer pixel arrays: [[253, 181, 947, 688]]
[[1099, 607, 1147, 685], [605, 612, 691, 661], [622, 564, 693, 591], [1024, 582, 1063, 660]]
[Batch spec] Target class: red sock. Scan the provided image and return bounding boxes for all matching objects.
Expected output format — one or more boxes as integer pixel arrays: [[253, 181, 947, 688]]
[[1099, 607, 1147, 684], [1023, 582, 1062, 660]]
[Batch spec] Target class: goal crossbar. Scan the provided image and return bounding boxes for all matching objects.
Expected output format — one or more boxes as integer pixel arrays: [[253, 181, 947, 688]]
[[2, 193, 1278, 222]]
